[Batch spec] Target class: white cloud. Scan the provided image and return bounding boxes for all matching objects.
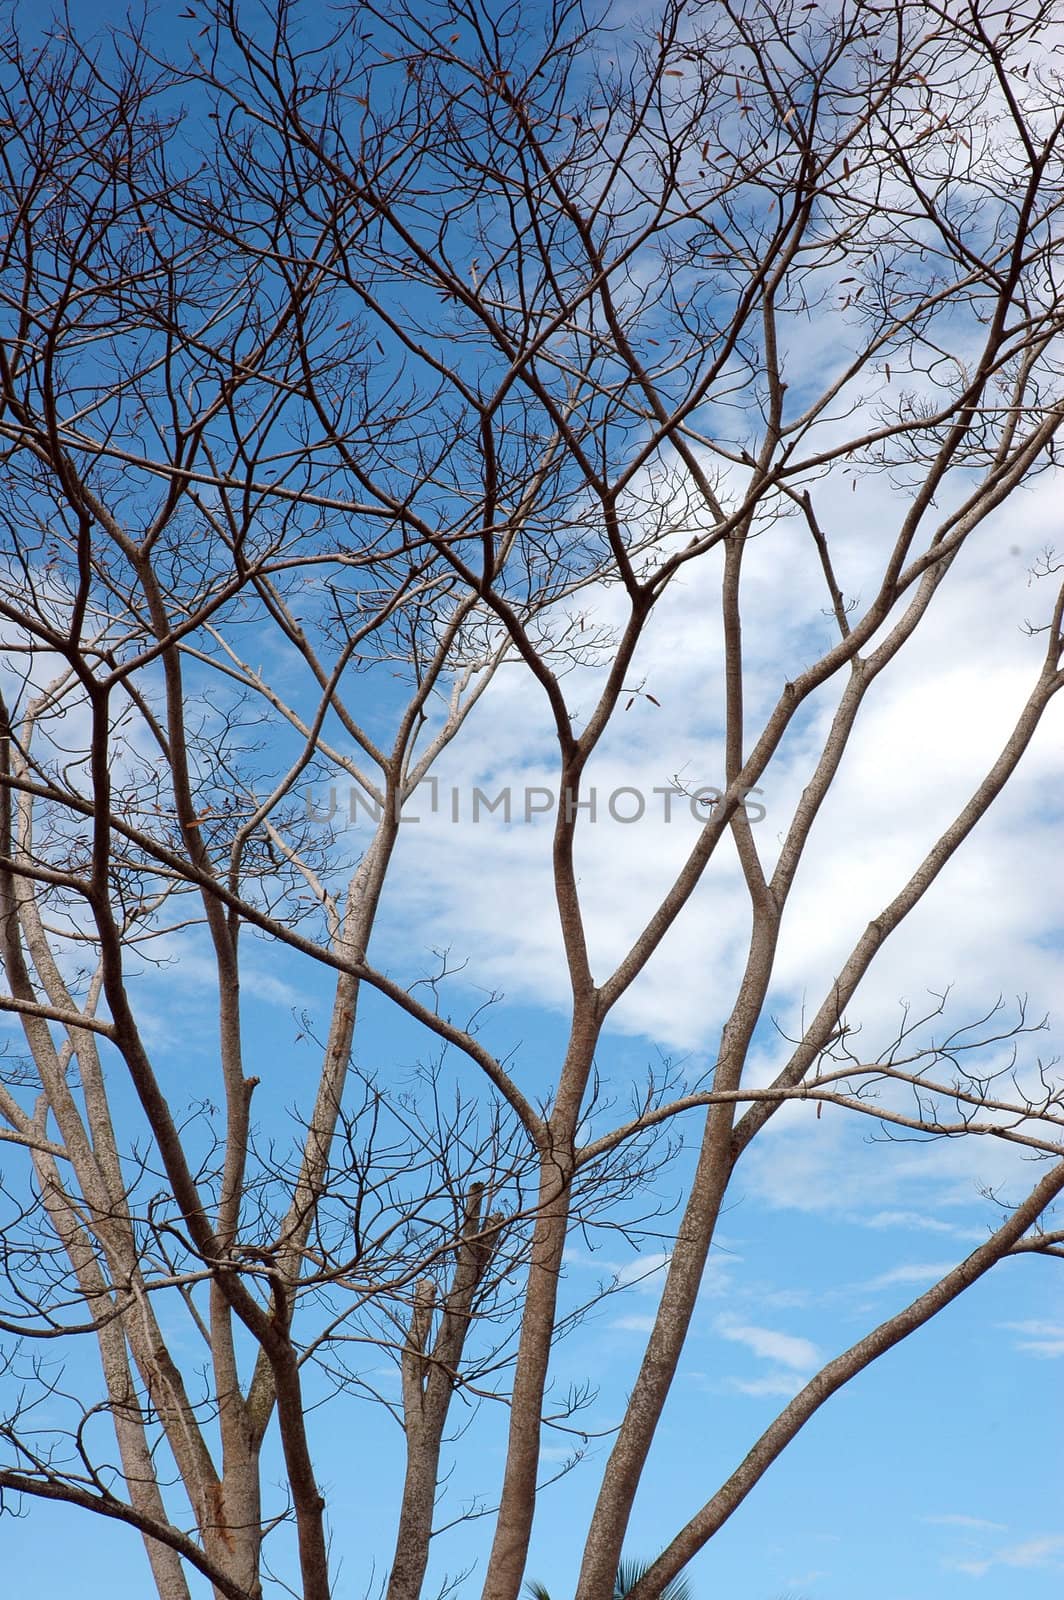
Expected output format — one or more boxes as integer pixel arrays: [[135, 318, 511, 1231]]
[[726, 1372, 805, 1398], [376, 481, 1064, 1046], [863, 1262, 958, 1291], [946, 1533, 1064, 1578], [1001, 1320, 1064, 1358], [923, 1514, 1007, 1532], [1015, 1337, 1064, 1357], [715, 1317, 820, 1371], [149, 939, 302, 1011], [612, 1251, 671, 1291], [999, 1536, 1064, 1568], [857, 1210, 985, 1241], [740, 1089, 1048, 1236], [359, 463, 1064, 1242]]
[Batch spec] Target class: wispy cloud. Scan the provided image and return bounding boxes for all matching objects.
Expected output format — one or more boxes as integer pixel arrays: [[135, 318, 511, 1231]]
[[857, 1209, 984, 1241], [714, 1313, 822, 1401], [726, 1372, 806, 1399], [378, 464, 1064, 1091], [923, 1514, 1007, 1532], [716, 1317, 820, 1371], [1001, 1319, 1064, 1358], [612, 1251, 671, 1291], [148, 938, 303, 1011], [999, 1536, 1064, 1568], [863, 1261, 957, 1290], [539, 1445, 578, 1464], [946, 1533, 1064, 1578]]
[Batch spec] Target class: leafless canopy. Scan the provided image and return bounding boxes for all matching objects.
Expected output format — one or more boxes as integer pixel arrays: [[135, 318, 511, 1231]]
[[1, 1, 1063, 1597]]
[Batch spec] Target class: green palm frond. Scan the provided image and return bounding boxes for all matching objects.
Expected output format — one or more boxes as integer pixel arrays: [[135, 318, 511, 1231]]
[[524, 1554, 692, 1600], [614, 1557, 693, 1600]]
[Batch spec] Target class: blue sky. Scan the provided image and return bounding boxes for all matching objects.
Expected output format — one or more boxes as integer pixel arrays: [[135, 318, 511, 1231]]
[[0, 0, 1063, 1596], [2, 957, 1061, 1600]]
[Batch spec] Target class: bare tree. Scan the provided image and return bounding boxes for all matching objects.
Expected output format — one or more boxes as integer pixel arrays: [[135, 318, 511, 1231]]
[[1, 1, 1063, 1597]]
